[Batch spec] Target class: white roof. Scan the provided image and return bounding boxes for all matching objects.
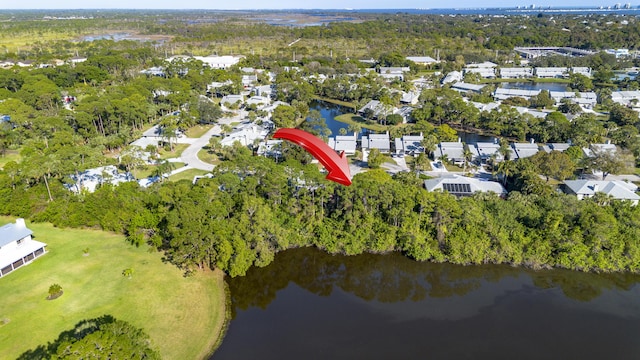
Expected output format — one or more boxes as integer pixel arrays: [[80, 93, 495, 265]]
[[439, 142, 465, 160], [406, 56, 437, 63], [513, 142, 540, 159], [494, 88, 541, 99], [564, 180, 639, 201], [363, 133, 391, 151], [451, 82, 486, 92], [424, 175, 507, 196], [475, 142, 501, 158]]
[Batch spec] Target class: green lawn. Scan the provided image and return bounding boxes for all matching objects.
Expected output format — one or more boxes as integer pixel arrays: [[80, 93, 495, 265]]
[[185, 124, 214, 138], [158, 143, 189, 160], [0, 217, 227, 360], [334, 113, 387, 132], [198, 148, 222, 165], [169, 168, 212, 182], [0, 150, 21, 169]]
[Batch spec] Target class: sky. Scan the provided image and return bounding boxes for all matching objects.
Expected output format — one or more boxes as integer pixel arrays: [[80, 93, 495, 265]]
[[0, 1, 626, 10]]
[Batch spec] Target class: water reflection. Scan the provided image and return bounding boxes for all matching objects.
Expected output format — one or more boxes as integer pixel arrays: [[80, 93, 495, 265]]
[[215, 248, 640, 360]]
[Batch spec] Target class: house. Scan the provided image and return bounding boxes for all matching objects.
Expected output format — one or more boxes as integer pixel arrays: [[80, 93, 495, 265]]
[[245, 96, 271, 108], [563, 180, 639, 205], [67, 165, 135, 193], [535, 67, 569, 78], [406, 56, 438, 65], [394, 133, 424, 155], [611, 91, 640, 107], [494, 88, 541, 101], [500, 67, 534, 79], [140, 67, 165, 77], [252, 85, 273, 98], [220, 95, 244, 107], [512, 141, 540, 159], [463, 67, 496, 79], [378, 67, 410, 80], [196, 55, 243, 69], [220, 122, 269, 147], [442, 71, 463, 84], [571, 67, 592, 77], [0, 219, 47, 278], [241, 74, 258, 89], [541, 143, 571, 153], [474, 142, 503, 163], [400, 91, 420, 105], [424, 175, 507, 197], [362, 132, 391, 153], [583, 142, 617, 158], [256, 139, 283, 158], [438, 141, 465, 164], [451, 82, 486, 94], [549, 91, 597, 109], [605, 49, 630, 58], [327, 133, 357, 155], [358, 100, 392, 119]]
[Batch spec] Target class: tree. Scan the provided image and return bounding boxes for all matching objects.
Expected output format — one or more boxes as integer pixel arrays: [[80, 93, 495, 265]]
[[532, 151, 576, 181], [558, 98, 582, 115], [569, 73, 593, 91], [367, 148, 384, 168], [589, 148, 625, 180], [462, 146, 473, 173], [48, 283, 63, 300], [421, 135, 438, 159], [272, 105, 297, 128]]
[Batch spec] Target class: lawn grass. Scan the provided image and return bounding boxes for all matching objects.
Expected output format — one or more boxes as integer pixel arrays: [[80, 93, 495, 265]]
[[169, 168, 211, 182], [0, 217, 227, 360], [334, 113, 387, 132], [0, 150, 21, 169], [185, 124, 214, 138], [158, 143, 189, 160], [198, 148, 222, 165]]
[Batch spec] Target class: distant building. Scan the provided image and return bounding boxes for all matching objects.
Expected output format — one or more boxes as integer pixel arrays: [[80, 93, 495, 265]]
[[362, 132, 391, 153], [0, 219, 47, 278], [394, 133, 424, 155], [327, 133, 357, 155], [451, 82, 486, 94], [500, 67, 534, 79], [535, 67, 569, 78], [442, 71, 463, 84], [406, 56, 438, 65]]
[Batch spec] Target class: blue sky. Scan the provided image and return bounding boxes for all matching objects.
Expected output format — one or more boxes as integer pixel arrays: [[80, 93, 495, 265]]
[[1, 1, 621, 10]]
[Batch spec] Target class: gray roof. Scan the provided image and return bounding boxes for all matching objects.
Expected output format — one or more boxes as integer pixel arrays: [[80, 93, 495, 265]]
[[564, 180, 639, 201], [439, 142, 465, 160], [0, 222, 33, 247], [364, 133, 391, 151], [513, 142, 540, 159]]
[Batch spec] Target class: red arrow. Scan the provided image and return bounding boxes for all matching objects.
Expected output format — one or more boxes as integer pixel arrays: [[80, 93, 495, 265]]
[[273, 128, 352, 186]]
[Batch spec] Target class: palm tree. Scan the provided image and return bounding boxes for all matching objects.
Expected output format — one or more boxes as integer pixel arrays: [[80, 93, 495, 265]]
[[495, 160, 515, 186], [462, 146, 473, 173], [421, 135, 438, 159]]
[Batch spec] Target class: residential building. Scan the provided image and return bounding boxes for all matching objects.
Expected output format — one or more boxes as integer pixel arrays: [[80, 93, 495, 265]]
[[464, 67, 496, 78], [394, 133, 424, 155], [451, 82, 486, 94], [220, 122, 270, 147], [583, 142, 617, 158], [256, 139, 283, 158], [0, 219, 47, 278], [442, 71, 463, 84], [327, 133, 357, 155], [424, 175, 507, 197], [67, 165, 135, 193], [494, 88, 541, 100], [535, 67, 569, 78], [611, 91, 640, 108], [362, 132, 391, 153], [571, 67, 592, 77], [512, 141, 540, 159], [358, 100, 393, 119], [400, 91, 420, 105], [500, 67, 534, 79], [220, 95, 244, 107], [563, 180, 639, 205], [474, 142, 502, 163], [438, 141, 465, 164], [541, 143, 571, 153], [378, 67, 410, 80], [406, 56, 438, 65], [549, 91, 597, 109]]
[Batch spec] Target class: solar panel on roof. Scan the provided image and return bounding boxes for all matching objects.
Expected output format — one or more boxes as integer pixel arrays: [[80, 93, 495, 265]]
[[442, 183, 471, 194]]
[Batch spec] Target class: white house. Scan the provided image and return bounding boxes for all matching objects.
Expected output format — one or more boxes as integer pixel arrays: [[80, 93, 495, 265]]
[[67, 165, 135, 193], [611, 91, 640, 108], [451, 82, 486, 94], [327, 133, 357, 155], [220, 122, 270, 147], [442, 71, 463, 84], [438, 141, 466, 164], [0, 219, 47, 278], [362, 132, 391, 153], [378, 67, 410, 80], [563, 180, 639, 205], [424, 175, 507, 197], [464, 67, 496, 79], [549, 91, 597, 109], [512, 141, 540, 159], [494, 88, 541, 101], [406, 56, 438, 65], [571, 67, 592, 77], [500, 67, 534, 79], [394, 133, 424, 155], [220, 95, 244, 107], [536, 67, 569, 78]]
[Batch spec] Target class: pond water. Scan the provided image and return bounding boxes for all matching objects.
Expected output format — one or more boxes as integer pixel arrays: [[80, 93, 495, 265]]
[[308, 100, 355, 137], [213, 248, 640, 360], [500, 82, 569, 92]]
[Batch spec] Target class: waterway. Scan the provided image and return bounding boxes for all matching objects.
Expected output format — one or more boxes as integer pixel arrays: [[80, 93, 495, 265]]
[[308, 100, 353, 137], [213, 247, 640, 360]]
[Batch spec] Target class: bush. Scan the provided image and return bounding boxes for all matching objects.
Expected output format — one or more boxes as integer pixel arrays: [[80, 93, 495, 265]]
[[47, 284, 63, 300]]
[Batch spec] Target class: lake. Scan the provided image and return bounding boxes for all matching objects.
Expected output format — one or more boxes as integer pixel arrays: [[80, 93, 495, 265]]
[[212, 248, 640, 360], [308, 100, 353, 137]]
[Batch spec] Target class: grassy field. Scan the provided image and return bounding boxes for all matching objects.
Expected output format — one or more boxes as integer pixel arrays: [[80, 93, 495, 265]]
[[334, 114, 387, 132], [198, 148, 222, 165], [169, 168, 211, 182], [185, 124, 214, 138], [158, 144, 189, 160], [0, 217, 227, 360]]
